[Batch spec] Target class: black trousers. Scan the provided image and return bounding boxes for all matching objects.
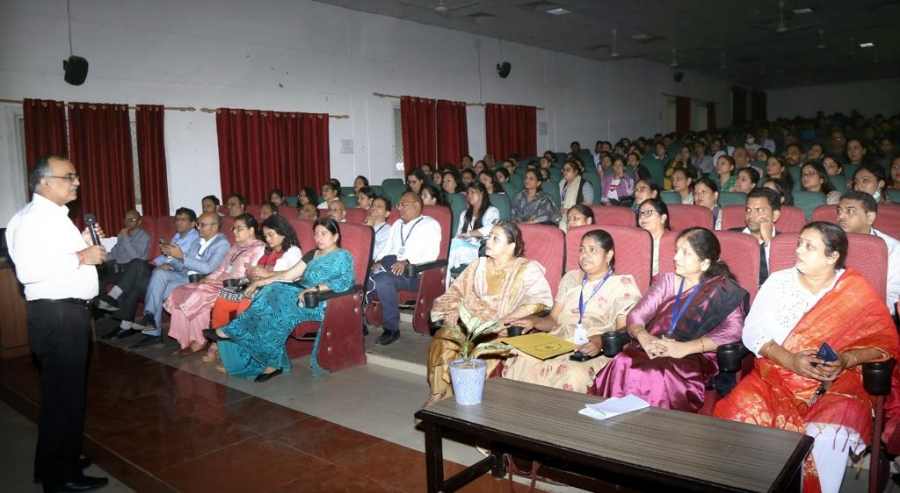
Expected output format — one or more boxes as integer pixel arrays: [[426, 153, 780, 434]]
[[27, 299, 92, 488], [109, 259, 152, 322]]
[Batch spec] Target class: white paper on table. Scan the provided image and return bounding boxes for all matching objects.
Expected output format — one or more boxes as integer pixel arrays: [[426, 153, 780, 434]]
[[579, 395, 649, 421], [100, 237, 118, 251]]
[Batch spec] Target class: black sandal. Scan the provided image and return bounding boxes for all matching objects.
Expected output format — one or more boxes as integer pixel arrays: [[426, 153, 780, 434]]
[[202, 328, 229, 342]]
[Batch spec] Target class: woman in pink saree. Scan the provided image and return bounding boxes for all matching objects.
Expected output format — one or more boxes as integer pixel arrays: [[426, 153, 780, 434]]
[[165, 214, 265, 353]]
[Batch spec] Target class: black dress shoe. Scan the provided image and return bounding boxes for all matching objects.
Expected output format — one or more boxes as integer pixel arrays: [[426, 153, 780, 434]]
[[58, 475, 109, 492], [34, 455, 93, 483], [202, 328, 229, 343], [254, 368, 282, 383], [113, 328, 141, 339], [129, 335, 162, 349], [376, 331, 400, 345]]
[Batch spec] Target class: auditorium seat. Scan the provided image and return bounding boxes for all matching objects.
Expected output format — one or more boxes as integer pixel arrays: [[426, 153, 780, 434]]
[[769, 232, 888, 299], [566, 225, 652, 294], [286, 222, 372, 372], [773, 206, 807, 233], [342, 195, 358, 208], [245, 204, 262, 218], [666, 204, 713, 230], [590, 205, 636, 228], [792, 191, 825, 219], [344, 207, 368, 225], [660, 191, 681, 205], [149, 216, 177, 260], [286, 217, 315, 253], [490, 193, 511, 221], [380, 178, 406, 206], [719, 205, 745, 231], [813, 204, 900, 238], [718, 192, 746, 207], [220, 215, 235, 243], [447, 193, 467, 235], [519, 224, 564, 297]]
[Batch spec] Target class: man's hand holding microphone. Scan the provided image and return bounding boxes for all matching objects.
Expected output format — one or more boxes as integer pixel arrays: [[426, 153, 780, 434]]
[[78, 213, 108, 265]]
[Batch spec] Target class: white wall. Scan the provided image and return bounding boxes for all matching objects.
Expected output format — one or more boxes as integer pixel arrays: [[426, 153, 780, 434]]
[[767, 78, 900, 120], [0, 0, 733, 223]]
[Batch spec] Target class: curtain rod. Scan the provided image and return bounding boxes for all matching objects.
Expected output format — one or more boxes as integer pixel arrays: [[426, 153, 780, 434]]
[[372, 92, 545, 111], [0, 98, 350, 118]]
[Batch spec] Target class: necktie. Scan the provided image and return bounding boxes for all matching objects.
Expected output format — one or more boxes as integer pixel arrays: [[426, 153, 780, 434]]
[[758, 242, 769, 285]]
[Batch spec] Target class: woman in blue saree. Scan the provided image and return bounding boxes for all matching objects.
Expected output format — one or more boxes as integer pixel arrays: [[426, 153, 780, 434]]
[[206, 218, 354, 382]]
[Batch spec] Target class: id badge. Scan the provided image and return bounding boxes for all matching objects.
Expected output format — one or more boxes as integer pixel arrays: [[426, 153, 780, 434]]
[[573, 323, 589, 345], [398, 247, 405, 256]]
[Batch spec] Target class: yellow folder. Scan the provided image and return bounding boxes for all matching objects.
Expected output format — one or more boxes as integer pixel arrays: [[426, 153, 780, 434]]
[[500, 332, 576, 360]]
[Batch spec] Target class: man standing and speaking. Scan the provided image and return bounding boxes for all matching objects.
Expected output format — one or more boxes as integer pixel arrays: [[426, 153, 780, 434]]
[[6, 155, 109, 492]]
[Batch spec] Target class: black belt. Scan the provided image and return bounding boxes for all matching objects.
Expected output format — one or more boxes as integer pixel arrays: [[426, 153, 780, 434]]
[[28, 298, 92, 306]]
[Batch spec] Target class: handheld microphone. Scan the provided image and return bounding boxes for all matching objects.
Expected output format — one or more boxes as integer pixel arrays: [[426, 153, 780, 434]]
[[83, 214, 101, 246]]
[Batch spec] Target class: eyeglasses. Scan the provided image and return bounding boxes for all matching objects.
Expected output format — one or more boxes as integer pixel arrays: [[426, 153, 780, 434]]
[[198, 222, 218, 228], [46, 173, 79, 182], [124, 217, 139, 223], [638, 209, 657, 218], [232, 226, 248, 232]]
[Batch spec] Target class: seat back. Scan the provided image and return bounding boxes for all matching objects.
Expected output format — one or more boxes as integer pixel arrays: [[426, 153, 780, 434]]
[[143, 216, 160, 259], [792, 191, 826, 219], [519, 224, 565, 298], [811, 204, 837, 224], [566, 225, 652, 294], [446, 192, 467, 235], [246, 204, 262, 219], [590, 205, 637, 227], [714, 231, 761, 303], [423, 205, 452, 260], [830, 175, 848, 193], [876, 204, 900, 239], [220, 215, 235, 243], [581, 172, 602, 204], [490, 193, 511, 221], [380, 178, 406, 206], [774, 206, 807, 233], [339, 222, 374, 288], [720, 205, 746, 231], [286, 217, 316, 253], [660, 191, 681, 205], [770, 232, 888, 299], [342, 195, 358, 209], [667, 204, 713, 231], [344, 208, 368, 225], [718, 192, 747, 207]]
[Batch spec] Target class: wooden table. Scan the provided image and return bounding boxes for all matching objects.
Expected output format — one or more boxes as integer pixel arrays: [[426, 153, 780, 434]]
[[415, 378, 813, 493], [0, 261, 29, 359]]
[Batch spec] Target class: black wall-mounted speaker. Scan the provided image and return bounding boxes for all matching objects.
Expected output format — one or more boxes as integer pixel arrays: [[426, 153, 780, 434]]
[[673, 71, 684, 83], [497, 61, 511, 79], [63, 55, 89, 86]]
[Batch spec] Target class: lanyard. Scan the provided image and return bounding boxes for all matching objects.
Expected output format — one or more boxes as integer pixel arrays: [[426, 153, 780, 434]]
[[668, 277, 702, 336], [400, 217, 423, 247], [578, 270, 613, 325], [374, 223, 386, 236]]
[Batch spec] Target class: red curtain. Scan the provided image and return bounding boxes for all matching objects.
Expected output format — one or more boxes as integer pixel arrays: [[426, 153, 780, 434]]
[[485, 103, 536, 161], [136, 105, 170, 217], [435, 100, 468, 167], [675, 97, 692, 134], [400, 96, 436, 174], [67, 103, 135, 232], [707, 102, 717, 130], [216, 108, 330, 204], [23, 98, 68, 169]]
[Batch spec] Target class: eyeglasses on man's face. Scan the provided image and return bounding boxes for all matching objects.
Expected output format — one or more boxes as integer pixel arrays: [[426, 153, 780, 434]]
[[46, 173, 79, 182]]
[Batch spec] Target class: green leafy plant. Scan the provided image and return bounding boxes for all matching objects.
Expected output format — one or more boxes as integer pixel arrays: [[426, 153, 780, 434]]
[[437, 304, 513, 361]]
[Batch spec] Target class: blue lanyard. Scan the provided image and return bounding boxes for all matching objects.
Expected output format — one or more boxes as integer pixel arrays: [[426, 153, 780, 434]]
[[667, 277, 702, 336], [578, 270, 613, 325]]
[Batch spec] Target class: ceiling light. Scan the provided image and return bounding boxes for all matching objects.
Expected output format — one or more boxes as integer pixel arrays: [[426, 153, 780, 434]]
[[860, 42, 875, 48], [546, 7, 570, 15], [792, 7, 814, 14]]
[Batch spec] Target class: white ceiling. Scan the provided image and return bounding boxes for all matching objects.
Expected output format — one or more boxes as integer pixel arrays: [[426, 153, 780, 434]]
[[313, 0, 900, 89]]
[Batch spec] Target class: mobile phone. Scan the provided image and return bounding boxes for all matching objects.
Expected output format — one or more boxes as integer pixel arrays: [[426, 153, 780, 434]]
[[569, 351, 600, 362], [816, 342, 839, 363]]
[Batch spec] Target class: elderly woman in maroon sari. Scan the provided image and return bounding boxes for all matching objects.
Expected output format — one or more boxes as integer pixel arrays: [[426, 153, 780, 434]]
[[590, 227, 748, 411]]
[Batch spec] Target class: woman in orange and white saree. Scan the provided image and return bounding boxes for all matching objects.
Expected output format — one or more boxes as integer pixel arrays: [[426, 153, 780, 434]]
[[714, 222, 899, 493]]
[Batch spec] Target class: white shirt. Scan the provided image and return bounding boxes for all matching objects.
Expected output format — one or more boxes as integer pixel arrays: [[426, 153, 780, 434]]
[[741, 226, 777, 270], [455, 206, 500, 238], [273, 245, 303, 272], [371, 222, 391, 260], [379, 214, 441, 265], [5, 193, 99, 301], [872, 228, 900, 315], [742, 268, 843, 356]]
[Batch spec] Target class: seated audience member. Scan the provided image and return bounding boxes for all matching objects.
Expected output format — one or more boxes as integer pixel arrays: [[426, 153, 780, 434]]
[[822, 155, 844, 177], [693, 176, 722, 230], [448, 183, 500, 278], [461, 168, 477, 187], [565, 204, 594, 229], [420, 163, 433, 177], [225, 193, 247, 218], [559, 160, 594, 229], [763, 177, 794, 206], [765, 156, 794, 191], [502, 229, 641, 393], [714, 155, 737, 192], [461, 154, 474, 168], [318, 179, 341, 210], [631, 179, 660, 211], [784, 143, 804, 167], [510, 169, 558, 225], [691, 141, 715, 174], [591, 227, 748, 411], [406, 168, 426, 194], [353, 175, 369, 193], [259, 202, 278, 221], [367, 192, 442, 345], [268, 188, 285, 207], [670, 167, 695, 204], [209, 214, 302, 337], [889, 156, 900, 191], [637, 198, 669, 276], [420, 183, 445, 207], [736, 188, 782, 285], [733, 167, 760, 194], [431, 170, 443, 189], [356, 186, 374, 210], [327, 199, 347, 223], [165, 214, 265, 353], [201, 195, 221, 215], [837, 191, 899, 314], [625, 151, 651, 182], [101, 209, 150, 279], [846, 137, 869, 167], [599, 156, 634, 207], [366, 196, 392, 260], [210, 218, 354, 381], [99, 208, 199, 338], [297, 187, 317, 208], [428, 222, 553, 402], [442, 169, 461, 196], [597, 153, 613, 174], [298, 203, 318, 220], [800, 162, 840, 204], [852, 163, 889, 203], [130, 212, 231, 347], [494, 168, 511, 190], [806, 143, 824, 163], [474, 159, 487, 175], [714, 222, 898, 493], [479, 171, 501, 195]]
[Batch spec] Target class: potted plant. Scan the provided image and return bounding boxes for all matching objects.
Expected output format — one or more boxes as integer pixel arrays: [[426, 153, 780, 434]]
[[439, 304, 514, 405]]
